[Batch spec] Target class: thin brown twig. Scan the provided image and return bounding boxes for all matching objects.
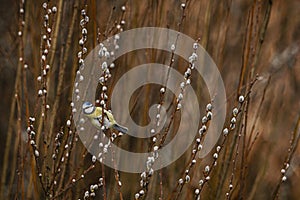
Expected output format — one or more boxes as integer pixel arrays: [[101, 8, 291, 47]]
[[49, 2, 78, 192], [3, 1, 27, 198], [237, 9, 252, 96], [136, 1, 190, 198], [208, 78, 258, 200], [50, 164, 95, 199], [16, 87, 24, 199], [247, 75, 271, 154], [272, 115, 300, 199], [225, 122, 244, 199]]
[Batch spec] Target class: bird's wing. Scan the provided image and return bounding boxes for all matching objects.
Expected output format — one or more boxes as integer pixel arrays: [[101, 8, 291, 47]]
[[104, 110, 116, 124]]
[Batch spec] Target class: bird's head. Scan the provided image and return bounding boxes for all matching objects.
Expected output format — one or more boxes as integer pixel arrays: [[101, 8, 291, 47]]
[[82, 101, 95, 114]]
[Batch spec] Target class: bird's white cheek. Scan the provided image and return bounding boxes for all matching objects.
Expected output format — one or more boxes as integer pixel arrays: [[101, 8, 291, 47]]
[[85, 107, 94, 114]]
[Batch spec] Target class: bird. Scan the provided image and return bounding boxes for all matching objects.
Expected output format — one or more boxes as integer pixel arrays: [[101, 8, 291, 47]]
[[82, 101, 128, 134]]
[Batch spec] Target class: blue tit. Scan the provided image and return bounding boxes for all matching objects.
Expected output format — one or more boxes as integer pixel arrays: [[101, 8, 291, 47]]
[[82, 101, 128, 134]]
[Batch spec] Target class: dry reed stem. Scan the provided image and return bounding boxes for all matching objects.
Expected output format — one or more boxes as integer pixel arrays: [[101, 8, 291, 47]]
[[272, 115, 300, 199]]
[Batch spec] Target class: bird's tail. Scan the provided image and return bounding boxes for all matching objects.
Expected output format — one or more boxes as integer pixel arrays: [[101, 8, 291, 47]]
[[112, 123, 128, 134]]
